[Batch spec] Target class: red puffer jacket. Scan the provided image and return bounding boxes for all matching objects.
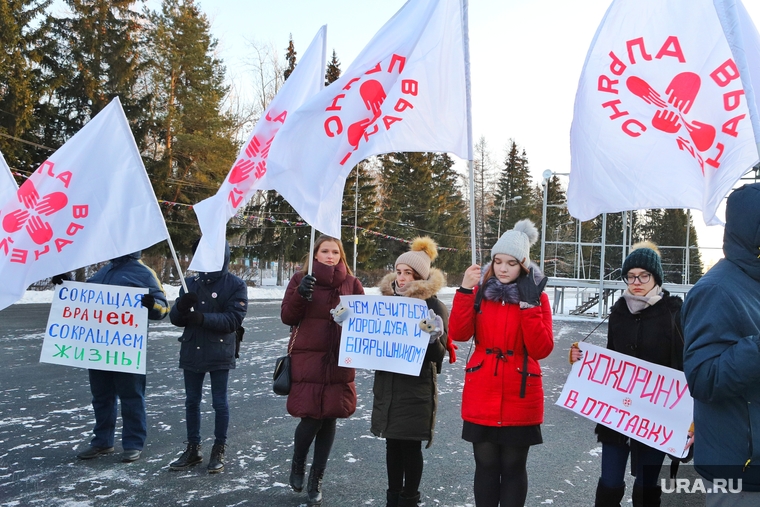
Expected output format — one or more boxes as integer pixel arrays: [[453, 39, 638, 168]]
[[281, 260, 364, 419], [448, 288, 553, 427]]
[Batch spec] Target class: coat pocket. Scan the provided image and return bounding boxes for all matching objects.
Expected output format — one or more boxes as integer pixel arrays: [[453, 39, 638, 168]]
[[465, 360, 483, 373]]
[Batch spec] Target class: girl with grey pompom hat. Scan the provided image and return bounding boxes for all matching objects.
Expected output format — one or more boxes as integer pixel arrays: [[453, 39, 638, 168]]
[[447, 219, 554, 507]]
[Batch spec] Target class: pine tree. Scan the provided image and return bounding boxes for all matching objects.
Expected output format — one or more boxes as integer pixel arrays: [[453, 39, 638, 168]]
[[283, 34, 296, 81], [378, 152, 470, 277], [0, 0, 53, 174], [144, 0, 238, 251], [342, 160, 380, 271], [325, 50, 341, 86]]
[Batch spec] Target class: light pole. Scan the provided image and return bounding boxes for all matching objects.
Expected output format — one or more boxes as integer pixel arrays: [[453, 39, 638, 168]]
[[497, 195, 522, 238]]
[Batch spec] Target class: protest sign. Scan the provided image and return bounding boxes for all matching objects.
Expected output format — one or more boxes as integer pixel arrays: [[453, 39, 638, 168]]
[[338, 295, 431, 376], [556, 342, 693, 458], [40, 281, 149, 374]]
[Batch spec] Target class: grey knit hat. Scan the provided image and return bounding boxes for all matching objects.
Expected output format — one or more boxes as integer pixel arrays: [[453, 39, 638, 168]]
[[491, 219, 539, 272], [622, 241, 664, 286], [395, 237, 438, 280]]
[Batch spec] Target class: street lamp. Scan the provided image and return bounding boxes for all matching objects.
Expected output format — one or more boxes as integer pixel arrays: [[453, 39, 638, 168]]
[[497, 195, 522, 237]]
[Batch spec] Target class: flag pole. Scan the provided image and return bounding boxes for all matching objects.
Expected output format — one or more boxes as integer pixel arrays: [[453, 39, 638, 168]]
[[462, 0, 476, 265], [165, 233, 189, 293], [307, 227, 316, 276]]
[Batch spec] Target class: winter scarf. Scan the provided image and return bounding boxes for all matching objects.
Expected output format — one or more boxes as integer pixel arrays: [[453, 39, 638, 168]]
[[481, 276, 521, 305], [621, 285, 663, 314]]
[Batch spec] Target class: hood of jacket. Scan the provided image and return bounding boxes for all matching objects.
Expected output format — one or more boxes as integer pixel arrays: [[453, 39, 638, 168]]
[[379, 267, 445, 301], [723, 183, 760, 281], [196, 242, 230, 284], [111, 251, 142, 265]]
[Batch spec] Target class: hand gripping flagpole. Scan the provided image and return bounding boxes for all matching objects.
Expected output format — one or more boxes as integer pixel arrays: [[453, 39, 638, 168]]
[[462, 0, 476, 265]]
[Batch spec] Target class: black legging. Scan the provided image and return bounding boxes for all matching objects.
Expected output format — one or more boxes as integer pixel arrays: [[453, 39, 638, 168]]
[[386, 439, 423, 496], [472, 442, 530, 507], [293, 417, 337, 469]]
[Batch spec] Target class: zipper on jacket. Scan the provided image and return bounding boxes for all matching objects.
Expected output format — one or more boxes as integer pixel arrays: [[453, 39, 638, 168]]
[[746, 400, 753, 472]]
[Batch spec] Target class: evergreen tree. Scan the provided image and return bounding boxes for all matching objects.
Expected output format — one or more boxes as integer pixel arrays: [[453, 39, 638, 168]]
[[378, 152, 470, 277], [283, 34, 296, 81], [325, 50, 341, 86], [144, 0, 238, 251], [0, 0, 53, 174], [542, 175, 573, 276], [342, 160, 380, 272]]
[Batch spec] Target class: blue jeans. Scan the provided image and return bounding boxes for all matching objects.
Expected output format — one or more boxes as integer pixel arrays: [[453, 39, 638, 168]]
[[600, 441, 665, 489], [88, 369, 147, 451], [183, 369, 229, 446]]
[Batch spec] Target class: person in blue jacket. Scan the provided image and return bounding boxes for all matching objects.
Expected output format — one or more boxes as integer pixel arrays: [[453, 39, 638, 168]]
[[682, 182, 760, 506], [64, 251, 169, 463], [169, 241, 247, 474]]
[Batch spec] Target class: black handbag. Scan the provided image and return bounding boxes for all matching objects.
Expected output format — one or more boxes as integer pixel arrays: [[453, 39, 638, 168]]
[[273, 325, 298, 395]]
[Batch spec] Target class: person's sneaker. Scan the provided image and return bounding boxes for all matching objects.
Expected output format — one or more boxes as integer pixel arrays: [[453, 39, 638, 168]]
[[121, 449, 142, 462], [77, 446, 115, 460]]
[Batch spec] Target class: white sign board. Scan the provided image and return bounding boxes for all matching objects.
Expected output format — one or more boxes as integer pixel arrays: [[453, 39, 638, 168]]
[[338, 295, 431, 376], [41, 281, 149, 374], [556, 342, 693, 458]]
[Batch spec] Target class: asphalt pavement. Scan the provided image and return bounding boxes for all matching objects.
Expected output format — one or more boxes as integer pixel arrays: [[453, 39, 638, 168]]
[[0, 297, 699, 506]]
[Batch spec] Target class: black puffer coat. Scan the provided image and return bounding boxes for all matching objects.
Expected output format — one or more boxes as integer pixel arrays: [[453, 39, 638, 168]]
[[595, 290, 683, 444], [170, 244, 248, 372], [370, 269, 448, 447]]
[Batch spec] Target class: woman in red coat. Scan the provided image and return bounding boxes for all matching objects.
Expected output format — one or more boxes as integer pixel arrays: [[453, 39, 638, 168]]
[[281, 235, 364, 506], [448, 219, 553, 507]]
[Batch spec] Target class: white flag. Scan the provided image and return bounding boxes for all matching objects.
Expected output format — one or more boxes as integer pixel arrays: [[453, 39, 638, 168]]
[[190, 26, 327, 271], [266, 0, 470, 238], [568, 0, 760, 225], [0, 98, 169, 310], [0, 149, 18, 206]]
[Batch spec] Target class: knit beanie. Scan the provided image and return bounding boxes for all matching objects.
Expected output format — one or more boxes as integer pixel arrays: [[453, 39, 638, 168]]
[[491, 219, 539, 271], [622, 241, 664, 286], [395, 237, 438, 280]]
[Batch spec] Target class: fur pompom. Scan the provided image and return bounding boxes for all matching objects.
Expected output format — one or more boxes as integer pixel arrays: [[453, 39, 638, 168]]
[[410, 236, 438, 262], [630, 240, 660, 256], [513, 219, 539, 246]]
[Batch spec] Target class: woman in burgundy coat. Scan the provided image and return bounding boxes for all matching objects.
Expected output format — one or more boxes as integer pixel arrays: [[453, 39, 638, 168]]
[[280, 235, 364, 506], [448, 220, 553, 507]]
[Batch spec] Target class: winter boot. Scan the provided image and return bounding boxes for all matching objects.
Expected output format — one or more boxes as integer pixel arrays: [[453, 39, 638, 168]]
[[632, 483, 662, 507], [594, 479, 626, 507], [398, 491, 421, 507], [306, 466, 325, 506], [386, 490, 401, 507], [207, 443, 225, 474], [289, 455, 306, 492], [169, 443, 202, 471]]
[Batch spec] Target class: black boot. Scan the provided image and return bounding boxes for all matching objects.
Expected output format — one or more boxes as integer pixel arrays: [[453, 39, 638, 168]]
[[398, 491, 420, 507], [169, 443, 202, 471], [306, 466, 325, 506], [207, 443, 225, 474], [386, 490, 400, 507], [632, 483, 661, 507], [290, 455, 306, 492], [594, 479, 626, 507]]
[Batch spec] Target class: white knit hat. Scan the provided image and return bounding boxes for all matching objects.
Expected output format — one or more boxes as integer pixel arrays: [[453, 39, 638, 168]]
[[491, 219, 539, 272]]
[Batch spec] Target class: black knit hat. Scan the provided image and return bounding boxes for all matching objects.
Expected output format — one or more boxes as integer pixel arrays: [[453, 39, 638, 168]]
[[622, 241, 664, 286]]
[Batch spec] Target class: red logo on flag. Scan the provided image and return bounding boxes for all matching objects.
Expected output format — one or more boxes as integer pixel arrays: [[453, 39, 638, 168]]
[[596, 35, 747, 174]]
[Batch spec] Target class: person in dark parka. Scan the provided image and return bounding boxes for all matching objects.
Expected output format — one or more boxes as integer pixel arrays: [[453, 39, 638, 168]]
[[281, 235, 364, 507], [570, 242, 687, 507], [371, 237, 451, 507], [73, 251, 169, 463], [683, 183, 760, 506], [168, 241, 247, 474]]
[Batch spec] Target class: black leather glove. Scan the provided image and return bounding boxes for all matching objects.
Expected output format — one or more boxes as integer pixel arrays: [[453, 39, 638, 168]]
[[516, 268, 548, 307], [141, 294, 155, 309], [176, 292, 198, 313], [51, 273, 71, 285], [298, 275, 316, 301], [186, 311, 204, 327]]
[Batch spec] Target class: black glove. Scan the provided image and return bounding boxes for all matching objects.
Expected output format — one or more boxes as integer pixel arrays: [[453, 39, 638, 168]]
[[51, 273, 71, 285], [516, 268, 548, 307], [186, 311, 204, 327], [298, 275, 316, 301], [141, 294, 155, 309], [176, 292, 198, 313]]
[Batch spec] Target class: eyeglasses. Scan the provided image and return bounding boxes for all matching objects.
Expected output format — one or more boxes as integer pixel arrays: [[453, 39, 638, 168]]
[[624, 272, 652, 285]]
